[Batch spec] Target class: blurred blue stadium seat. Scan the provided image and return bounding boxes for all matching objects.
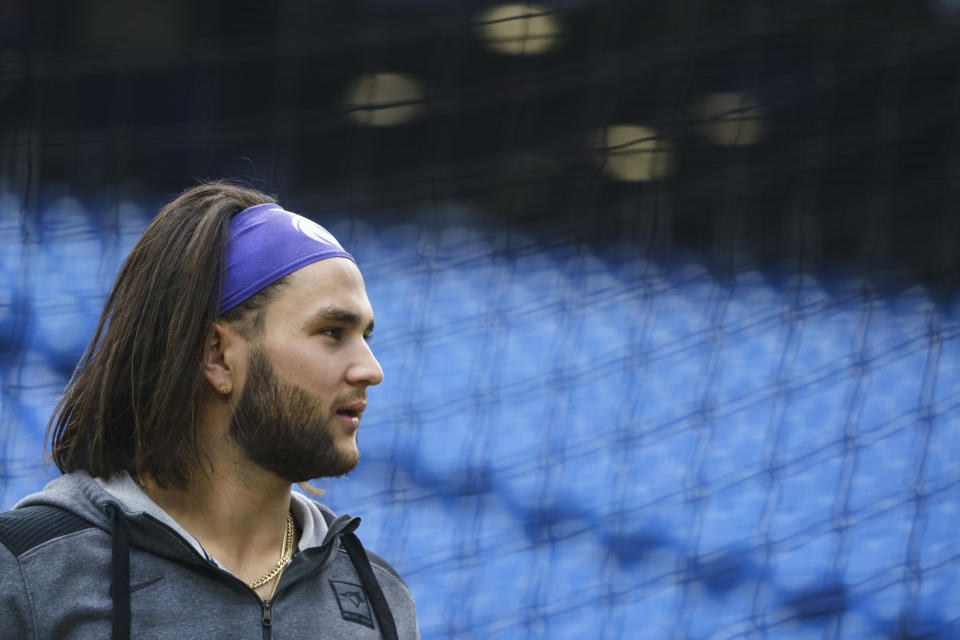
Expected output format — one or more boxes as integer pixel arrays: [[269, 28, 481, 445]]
[[2, 193, 959, 638]]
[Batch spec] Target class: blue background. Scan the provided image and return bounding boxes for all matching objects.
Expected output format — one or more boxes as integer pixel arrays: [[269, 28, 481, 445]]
[[2, 191, 958, 638]]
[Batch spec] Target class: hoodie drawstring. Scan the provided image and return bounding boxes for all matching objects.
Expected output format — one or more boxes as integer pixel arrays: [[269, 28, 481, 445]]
[[341, 532, 399, 640], [109, 506, 131, 640], [105, 508, 395, 639]]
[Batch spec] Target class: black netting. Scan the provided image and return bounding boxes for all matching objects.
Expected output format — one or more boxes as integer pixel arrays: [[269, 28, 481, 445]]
[[2, 1, 959, 638]]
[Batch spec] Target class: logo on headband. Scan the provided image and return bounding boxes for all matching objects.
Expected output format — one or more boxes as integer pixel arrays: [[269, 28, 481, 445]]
[[289, 213, 344, 250]]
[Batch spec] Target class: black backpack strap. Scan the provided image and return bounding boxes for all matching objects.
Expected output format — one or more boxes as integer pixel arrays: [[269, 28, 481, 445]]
[[341, 532, 400, 640], [0, 504, 94, 557]]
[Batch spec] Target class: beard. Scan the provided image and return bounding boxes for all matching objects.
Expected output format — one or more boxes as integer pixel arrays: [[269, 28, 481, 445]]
[[228, 348, 360, 482]]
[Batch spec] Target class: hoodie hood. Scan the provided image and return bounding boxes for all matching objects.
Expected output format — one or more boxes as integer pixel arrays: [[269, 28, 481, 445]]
[[16, 471, 122, 530], [15, 470, 339, 568]]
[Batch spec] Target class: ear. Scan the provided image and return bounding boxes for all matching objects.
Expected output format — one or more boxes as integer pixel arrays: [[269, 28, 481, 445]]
[[203, 322, 245, 396]]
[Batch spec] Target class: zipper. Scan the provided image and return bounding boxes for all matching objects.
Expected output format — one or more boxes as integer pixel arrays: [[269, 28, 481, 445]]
[[142, 513, 281, 637], [261, 600, 273, 640]]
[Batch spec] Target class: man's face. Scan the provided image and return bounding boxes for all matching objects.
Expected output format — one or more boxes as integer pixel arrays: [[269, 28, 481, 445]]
[[228, 258, 383, 482]]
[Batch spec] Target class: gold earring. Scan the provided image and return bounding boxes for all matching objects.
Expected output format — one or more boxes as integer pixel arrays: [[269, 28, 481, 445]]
[[218, 383, 230, 394]]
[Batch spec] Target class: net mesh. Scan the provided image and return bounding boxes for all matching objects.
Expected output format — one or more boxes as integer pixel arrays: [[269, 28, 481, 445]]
[[2, 1, 960, 638]]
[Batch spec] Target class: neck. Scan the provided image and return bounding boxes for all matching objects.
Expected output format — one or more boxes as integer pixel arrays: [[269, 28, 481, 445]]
[[139, 446, 295, 584]]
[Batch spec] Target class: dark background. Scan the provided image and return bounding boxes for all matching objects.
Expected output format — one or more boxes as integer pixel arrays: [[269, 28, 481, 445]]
[[2, 0, 957, 283]]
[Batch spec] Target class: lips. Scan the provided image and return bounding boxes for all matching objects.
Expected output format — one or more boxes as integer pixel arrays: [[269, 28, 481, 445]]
[[335, 400, 367, 425]]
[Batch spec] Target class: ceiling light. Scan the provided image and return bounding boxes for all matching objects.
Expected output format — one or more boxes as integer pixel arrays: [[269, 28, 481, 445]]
[[594, 125, 676, 182], [343, 73, 425, 127], [475, 4, 564, 55]]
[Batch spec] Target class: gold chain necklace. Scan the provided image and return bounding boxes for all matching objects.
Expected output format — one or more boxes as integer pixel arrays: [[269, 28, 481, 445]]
[[248, 514, 296, 590]]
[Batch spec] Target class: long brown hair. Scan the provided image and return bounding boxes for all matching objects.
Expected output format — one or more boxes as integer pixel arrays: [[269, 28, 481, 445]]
[[47, 181, 274, 489]]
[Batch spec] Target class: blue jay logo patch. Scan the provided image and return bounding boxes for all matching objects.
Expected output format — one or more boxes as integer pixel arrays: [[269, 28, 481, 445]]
[[330, 580, 375, 629]]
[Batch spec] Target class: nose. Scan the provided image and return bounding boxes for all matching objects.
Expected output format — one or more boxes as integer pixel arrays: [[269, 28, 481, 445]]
[[346, 339, 384, 387]]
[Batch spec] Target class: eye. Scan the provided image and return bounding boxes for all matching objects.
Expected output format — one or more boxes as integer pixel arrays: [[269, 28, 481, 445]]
[[318, 327, 343, 340]]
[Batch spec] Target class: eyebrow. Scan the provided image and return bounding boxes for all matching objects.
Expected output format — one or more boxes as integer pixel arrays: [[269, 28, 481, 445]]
[[302, 305, 375, 334]]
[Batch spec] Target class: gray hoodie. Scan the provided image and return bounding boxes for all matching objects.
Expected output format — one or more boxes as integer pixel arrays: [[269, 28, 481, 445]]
[[0, 472, 419, 639]]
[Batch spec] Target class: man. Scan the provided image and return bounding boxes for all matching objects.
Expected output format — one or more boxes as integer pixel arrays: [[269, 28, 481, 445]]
[[0, 182, 419, 639]]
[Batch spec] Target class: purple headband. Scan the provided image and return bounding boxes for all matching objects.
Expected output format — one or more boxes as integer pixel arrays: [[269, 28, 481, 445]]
[[219, 203, 355, 314]]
